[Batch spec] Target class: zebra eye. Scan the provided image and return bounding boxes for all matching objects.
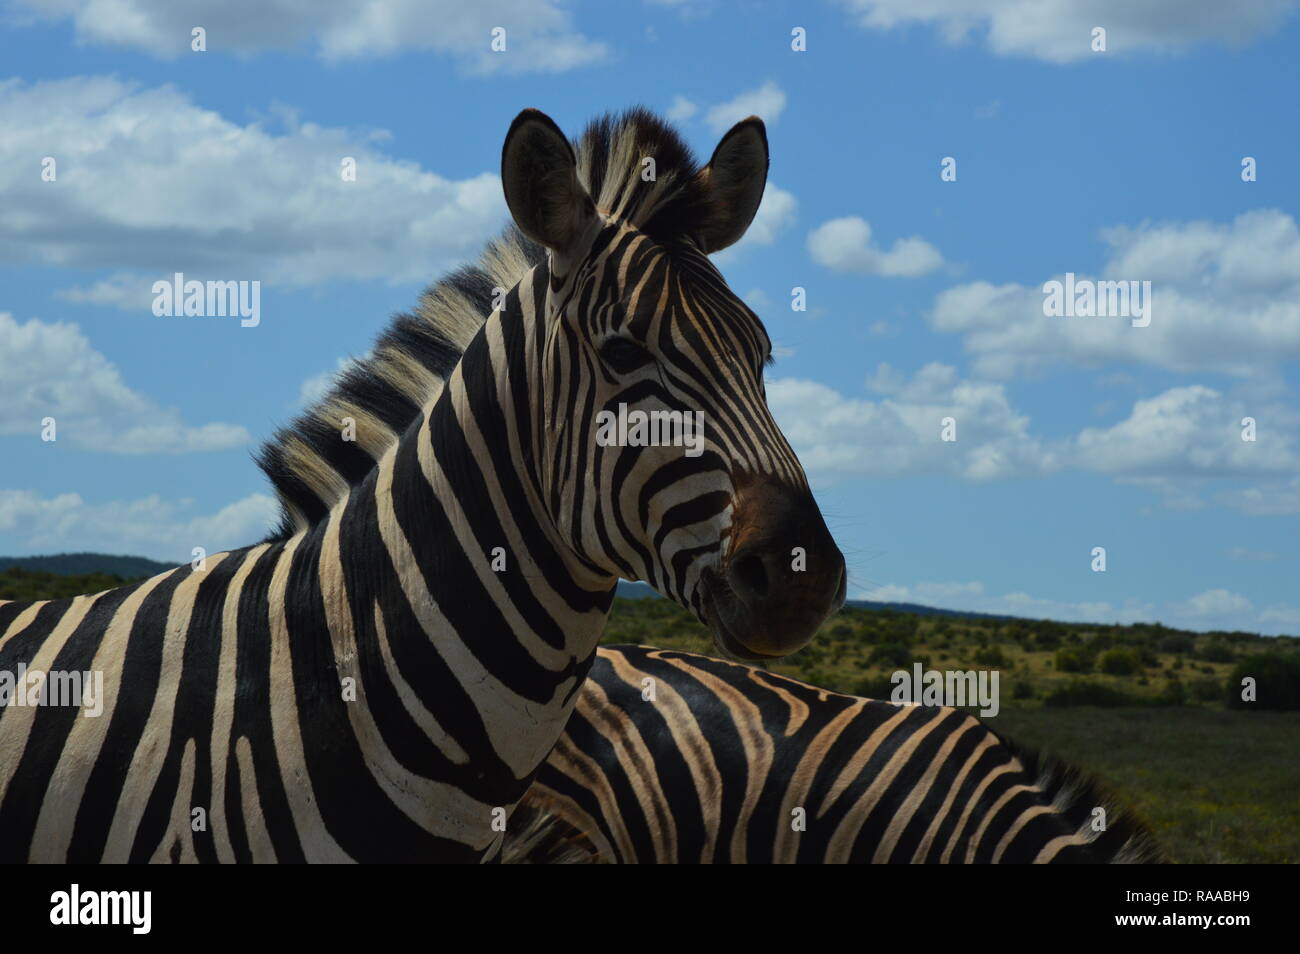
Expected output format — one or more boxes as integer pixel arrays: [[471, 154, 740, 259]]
[[599, 337, 654, 374]]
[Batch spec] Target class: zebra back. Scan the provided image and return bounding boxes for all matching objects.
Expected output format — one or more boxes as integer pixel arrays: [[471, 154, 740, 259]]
[[505, 645, 1162, 864]]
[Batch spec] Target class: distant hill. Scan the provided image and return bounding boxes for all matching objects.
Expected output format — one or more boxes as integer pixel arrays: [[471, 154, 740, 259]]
[[616, 579, 1015, 621], [845, 599, 1018, 622], [0, 553, 177, 578], [616, 580, 659, 599]]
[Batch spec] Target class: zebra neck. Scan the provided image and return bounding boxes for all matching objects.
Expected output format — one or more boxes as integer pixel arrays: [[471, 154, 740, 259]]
[[308, 289, 615, 814]]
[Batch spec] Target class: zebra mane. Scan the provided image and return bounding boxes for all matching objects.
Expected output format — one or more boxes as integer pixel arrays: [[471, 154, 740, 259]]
[[573, 107, 709, 236], [257, 108, 706, 538], [987, 728, 1165, 864]]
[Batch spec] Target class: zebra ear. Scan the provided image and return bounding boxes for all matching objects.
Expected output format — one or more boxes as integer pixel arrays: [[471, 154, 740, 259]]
[[694, 116, 769, 254], [501, 109, 598, 254]]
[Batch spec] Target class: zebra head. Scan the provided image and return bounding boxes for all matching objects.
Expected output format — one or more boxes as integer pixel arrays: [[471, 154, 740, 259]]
[[500, 108, 845, 661]]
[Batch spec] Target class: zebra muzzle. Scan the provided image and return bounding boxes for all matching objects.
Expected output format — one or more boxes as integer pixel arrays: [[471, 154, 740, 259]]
[[701, 495, 846, 659]]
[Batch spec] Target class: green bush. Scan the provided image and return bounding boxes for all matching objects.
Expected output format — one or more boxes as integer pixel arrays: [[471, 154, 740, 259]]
[[1098, 647, 1142, 676], [0, 566, 135, 601], [594, 595, 1297, 710], [1034, 630, 1062, 650], [1190, 676, 1223, 703], [1087, 633, 1116, 654], [1226, 654, 1300, 711], [1197, 640, 1236, 663], [1157, 678, 1187, 706], [852, 675, 897, 699], [868, 643, 913, 668], [884, 617, 918, 644], [1043, 680, 1135, 707], [1012, 680, 1035, 700], [1054, 647, 1093, 673], [800, 667, 832, 687]]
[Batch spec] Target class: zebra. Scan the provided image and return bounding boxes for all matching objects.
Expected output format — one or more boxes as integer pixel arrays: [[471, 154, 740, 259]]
[[0, 107, 846, 862], [505, 646, 1162, 863]]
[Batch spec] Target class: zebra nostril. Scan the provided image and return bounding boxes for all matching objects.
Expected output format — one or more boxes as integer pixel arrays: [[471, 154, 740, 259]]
[[729, 551, 769, 601]]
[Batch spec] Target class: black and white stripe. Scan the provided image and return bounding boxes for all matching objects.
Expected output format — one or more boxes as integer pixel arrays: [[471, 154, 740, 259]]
[[0, 108, 844, 862], [507, 646, 1162, 863]]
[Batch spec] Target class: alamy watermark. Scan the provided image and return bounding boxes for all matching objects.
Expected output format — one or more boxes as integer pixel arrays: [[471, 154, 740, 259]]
[[594, 403, 705, 458], [0, 665, 104, 717], [152, 272, 260, 327], [890, 663, 1000, 717], [1042, 272, 1151, 327], [50, 884, 150, 934]]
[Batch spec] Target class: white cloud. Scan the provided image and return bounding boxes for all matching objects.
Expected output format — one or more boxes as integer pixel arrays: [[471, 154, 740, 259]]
[[859, 580, 1148, 625], [52, 273, 154, 308], [930, 210, 1300, 378], [1074, 386, 1300, 478], [866, 361, 957, 402], [0, 489, 278, 562], [1227, 547, 1278, 562], [1083, 382, 1300, 512], [713, 184, 798, 263], [299, 365, 346, 408], [768, 363, 1058, 484], [1116, 476, 1206, 512], [9, 0, 608, 72], [863, 581, 986, 603], [665, 95, 698, 122], [772, 361, 1298, 500], [1218, 476, 1300, 516], [857, 578, 1296, 635], [703, 81, 787, 133], [808, 216, 945, 277], [0, 312, 250, 453], [1171, 588, 1254, 618], [298, 353, 371, 406], [1259, 605, 1300, 627], [834, 0, 1296, 63], [742, 184, 797, 246], [0, 76, 508, 288], [1103, 209, 1300, 292]]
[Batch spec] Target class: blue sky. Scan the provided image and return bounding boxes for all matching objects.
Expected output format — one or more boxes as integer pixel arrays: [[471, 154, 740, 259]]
[[1, 0, 1297, 634]]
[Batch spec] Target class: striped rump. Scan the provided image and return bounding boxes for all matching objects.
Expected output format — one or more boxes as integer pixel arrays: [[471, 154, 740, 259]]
[[503, 646, 1163, 864]]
